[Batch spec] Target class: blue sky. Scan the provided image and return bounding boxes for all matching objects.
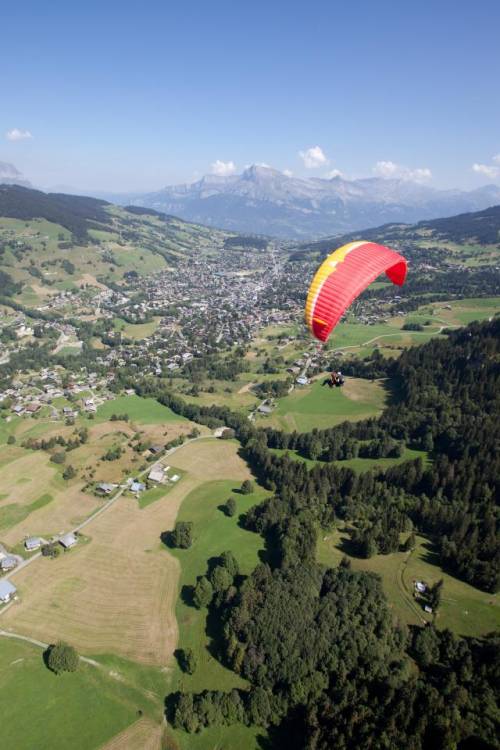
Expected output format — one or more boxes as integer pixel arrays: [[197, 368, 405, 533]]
[[2, 0, 499, 191]]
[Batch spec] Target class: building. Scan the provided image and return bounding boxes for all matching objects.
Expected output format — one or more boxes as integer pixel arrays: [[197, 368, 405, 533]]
[[415, 581, 427, 594], [25, 537, 41, 551], [149, 444, 163, 455], [0, 580, 17, 603], [96, 482, 116, 495], [148, 466, 165, 483], [258, 404, 273, 414], [170, 474, 180, 483], [59, 532, 78, 549], [0, 556, 17, 571], [130, 481, 145, 493]]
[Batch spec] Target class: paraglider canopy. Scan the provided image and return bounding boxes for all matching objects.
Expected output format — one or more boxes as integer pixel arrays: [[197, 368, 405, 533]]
[[305, 241, 407, 343]]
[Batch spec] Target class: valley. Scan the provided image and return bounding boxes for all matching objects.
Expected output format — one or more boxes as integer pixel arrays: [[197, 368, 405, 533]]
[[0, 186, 498, 750]]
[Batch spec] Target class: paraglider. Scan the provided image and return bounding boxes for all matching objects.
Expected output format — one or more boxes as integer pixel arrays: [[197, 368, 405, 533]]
[[305, 241, 407, 344], [305, 241, 407, 390]]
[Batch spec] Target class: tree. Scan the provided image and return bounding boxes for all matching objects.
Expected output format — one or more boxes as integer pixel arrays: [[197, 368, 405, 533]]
[[193, 576, 213, 609], [7, 434, 15, 445], [62, 465, 76, 480], [240, 479, 254, 495], [210, 565, 233, 593], [224, 497, 237, 517], [428, 579, 444, 612], [220, 550, 239, 578], [171, 521, 193, 549], [178, 647, 197, 675], [403, 531, 416, 552], [50, 451, 66, 465], [41, 542, 60, 558], [46, 642, 79, 674]]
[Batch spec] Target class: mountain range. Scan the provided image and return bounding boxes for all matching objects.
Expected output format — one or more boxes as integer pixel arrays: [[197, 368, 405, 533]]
[[1, 163, 500, 240], [117, 165, 500, 240]]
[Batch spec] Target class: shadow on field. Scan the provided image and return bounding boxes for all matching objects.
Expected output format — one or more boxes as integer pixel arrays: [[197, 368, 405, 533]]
[[420, 538, 442, 567], [180, 584, 194, 607], [160, 530, 175, 548]]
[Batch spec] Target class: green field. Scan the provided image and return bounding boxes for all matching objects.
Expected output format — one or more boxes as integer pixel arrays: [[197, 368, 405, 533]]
[[96, 395, 185, 424], [113, 317, 161, 340], [136, 471, 185, 509], [271, 446, 428, 472], [263, 377, 388, 432], [0, 638, 155, 750], [166, 479, 267, 750], [317, 529, 499, 637]]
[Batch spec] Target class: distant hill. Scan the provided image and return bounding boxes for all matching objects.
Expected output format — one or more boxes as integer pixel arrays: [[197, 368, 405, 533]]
[[112, 164, 500, 240], [0, 185, 255, 298], [0, 185, 110, 241], [297, 203, 500, 255]]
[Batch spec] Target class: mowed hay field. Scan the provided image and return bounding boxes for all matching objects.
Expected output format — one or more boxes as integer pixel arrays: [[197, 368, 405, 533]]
[[2, 439, 251, 668], [0, 448, 102, 544], [99, 718, 163, 750], [261, 376, 388, 432]]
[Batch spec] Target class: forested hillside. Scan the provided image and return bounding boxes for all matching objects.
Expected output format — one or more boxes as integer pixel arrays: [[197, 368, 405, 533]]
[[131, 318, 499, 749]]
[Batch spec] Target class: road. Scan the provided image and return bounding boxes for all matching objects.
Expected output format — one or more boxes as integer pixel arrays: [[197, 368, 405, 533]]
[[1, 434, 217, 589]]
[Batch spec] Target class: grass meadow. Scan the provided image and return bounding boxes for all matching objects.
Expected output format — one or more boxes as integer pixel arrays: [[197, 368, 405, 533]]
[[317, 529, 499, 637], [0, 638, 154, 750]]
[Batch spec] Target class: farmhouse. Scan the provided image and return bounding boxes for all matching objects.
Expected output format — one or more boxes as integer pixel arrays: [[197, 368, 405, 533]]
[[258, 404, 273, 414], [25, 403, 41, 414], [415, 581, 427, 594], [59, 532, 78, 549], [0, 556, 17, 572], [130, 480, 145, 493], [148, 466, 165, 483], [0, 580, 17, 603], [149, 444, 163, 455], [25, 536, 41, 551], [96, 482, 116, 495]]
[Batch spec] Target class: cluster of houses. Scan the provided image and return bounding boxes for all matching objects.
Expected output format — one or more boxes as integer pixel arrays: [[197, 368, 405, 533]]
[[0, 533, 79, 604], [0, 366, 115, 420]]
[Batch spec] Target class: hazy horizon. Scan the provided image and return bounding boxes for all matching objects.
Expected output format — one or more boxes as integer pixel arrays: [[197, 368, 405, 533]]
[[2, 0, 500, 192]]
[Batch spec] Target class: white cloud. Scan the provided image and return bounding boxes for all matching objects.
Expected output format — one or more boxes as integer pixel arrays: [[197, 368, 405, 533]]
[[283, 169, 293, 177], [472, 162, 499, 179], [493, 154, 500, 165], [299, 145, 328, 169], [6, 128, 33, 141], [325, 168, 343, 179], [410, 167, 432, 181], [210, 159, 237, 176], [373, 160, 399, 178], [373, 160, 432, 182]]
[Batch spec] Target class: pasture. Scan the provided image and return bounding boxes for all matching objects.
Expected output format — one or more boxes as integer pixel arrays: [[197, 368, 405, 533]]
[[261, 376, 388, 432], [113, 317, 161, 340], [2, 439, 251, 669], [317, 529, 499, 637], [271, 446, 428, 472], [95, 394, 185, 424], [0, 638, 152, 750]]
